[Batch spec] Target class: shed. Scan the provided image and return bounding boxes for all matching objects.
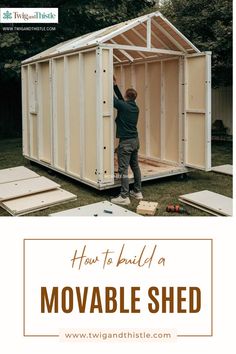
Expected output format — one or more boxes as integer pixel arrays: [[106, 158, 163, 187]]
[[21, 11, 211, 190]]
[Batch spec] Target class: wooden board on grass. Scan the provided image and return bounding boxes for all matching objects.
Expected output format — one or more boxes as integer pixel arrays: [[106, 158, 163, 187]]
[[1, 188, 77, 216], [179, 190, 232, 216], [0, 176, 60, 201], [0, 166, 39, 184], [211, 165, 233, 176], [50, 201, 140, 217]]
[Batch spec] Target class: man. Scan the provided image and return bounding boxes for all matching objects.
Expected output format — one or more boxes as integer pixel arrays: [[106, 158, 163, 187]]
[[111, 76, 143, 205]]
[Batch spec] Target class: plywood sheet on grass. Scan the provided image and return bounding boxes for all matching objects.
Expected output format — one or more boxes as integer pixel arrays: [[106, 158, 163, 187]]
[[50, 201, 139, 217], [211, 165, 233, 176], [1, 188, 77, 216], [0, 166, 39, 184], [0, 176, 59, 201], [179, 190, 232, 216]]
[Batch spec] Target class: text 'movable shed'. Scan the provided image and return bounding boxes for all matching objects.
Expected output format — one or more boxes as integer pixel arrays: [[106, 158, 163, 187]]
[[21, 11, 211, 189]]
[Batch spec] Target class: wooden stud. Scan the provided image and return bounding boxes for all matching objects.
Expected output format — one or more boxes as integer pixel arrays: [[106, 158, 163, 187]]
[[108, 48, 115, 184], [79, 53, 85, 179], [144, 62, 150, 156], [64, 56, 69, 172], [205, 52, 212, 171], [160, 61, 165, 160], [178, 57, 184, 165], [141, 22, 169, 49], [96, 47, 103, 184], [51, 59, 57, 167]]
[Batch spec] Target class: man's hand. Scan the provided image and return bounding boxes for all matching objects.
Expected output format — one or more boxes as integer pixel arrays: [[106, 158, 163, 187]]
[[113, 75, 117, 85]]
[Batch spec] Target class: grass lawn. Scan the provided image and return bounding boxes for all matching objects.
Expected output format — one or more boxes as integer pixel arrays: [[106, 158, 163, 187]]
[[0, 138, 232, 216]]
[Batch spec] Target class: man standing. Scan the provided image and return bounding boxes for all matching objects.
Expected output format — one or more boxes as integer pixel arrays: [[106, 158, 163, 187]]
[[111, 76, 143, 205]]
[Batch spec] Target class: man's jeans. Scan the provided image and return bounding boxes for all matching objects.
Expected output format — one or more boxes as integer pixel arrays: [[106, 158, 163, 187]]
[[117, 137, 142, 198]]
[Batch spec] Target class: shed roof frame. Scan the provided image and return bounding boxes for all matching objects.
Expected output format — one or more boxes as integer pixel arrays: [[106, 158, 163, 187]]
[[22, 11, 200, 65]]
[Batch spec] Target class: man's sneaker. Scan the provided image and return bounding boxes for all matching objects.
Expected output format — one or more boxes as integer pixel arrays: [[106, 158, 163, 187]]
[[130, 190, 143, 200], [111, 195, 131, 205]]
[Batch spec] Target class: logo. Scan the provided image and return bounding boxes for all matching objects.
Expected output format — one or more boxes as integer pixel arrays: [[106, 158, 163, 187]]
[[0, 8, 58, 24], [3, 10, 12, 20]]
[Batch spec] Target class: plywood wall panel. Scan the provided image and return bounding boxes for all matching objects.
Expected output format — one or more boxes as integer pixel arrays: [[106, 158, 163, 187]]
[[164, 59, 179, 163], [38, 61, 51, 163], [123, 65, 132, 89], [53, 58, 65, 170], [83, 51, 97, 182], [102, 49, 111, 115], [67, 54, 80, 176], [28, 64, 38, 159], [134, 63, 146, 155], [102, 49, 112, 181], [186, 113, 205, 168], [30, 114, 38, 158], [148, 61, 161, 158], [187, 56, 206, 110]]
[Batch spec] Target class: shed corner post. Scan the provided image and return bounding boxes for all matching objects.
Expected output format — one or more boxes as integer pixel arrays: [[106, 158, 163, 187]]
[[21, 64, 29, 157], [108, 47, 115, 184], [179, 56, 185, 165], [183, 55, 188, 167], [96, 46, 104, 186], [79, 52, 85, 180], [160, 60, 165, 160]]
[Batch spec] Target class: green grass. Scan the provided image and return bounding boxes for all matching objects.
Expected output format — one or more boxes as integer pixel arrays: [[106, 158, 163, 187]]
[[0, 139, 232, 217]]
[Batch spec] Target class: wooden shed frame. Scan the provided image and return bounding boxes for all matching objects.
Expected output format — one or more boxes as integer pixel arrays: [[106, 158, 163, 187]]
[[21, 11, 211, 190]]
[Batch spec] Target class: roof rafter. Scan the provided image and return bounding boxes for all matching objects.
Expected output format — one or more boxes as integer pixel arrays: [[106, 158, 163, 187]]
[[120, 33, 146, 59], [152, 19, 187, 53], [110, 39, 134, 62], [140, 22, 169, 50]]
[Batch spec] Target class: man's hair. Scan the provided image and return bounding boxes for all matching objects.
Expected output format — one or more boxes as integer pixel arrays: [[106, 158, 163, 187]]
[[125, 88, 137, 101]]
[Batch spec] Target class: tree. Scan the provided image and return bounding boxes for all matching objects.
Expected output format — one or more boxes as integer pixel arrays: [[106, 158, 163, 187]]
[[160, 0, 232, 87]]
